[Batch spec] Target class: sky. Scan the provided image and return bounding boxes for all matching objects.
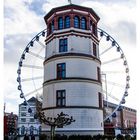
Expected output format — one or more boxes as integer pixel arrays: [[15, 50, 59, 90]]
[[3, 0, 138, 116]]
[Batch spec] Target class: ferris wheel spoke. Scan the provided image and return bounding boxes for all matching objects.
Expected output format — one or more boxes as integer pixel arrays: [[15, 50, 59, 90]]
[[29, 51, 44, 60], [22, 64, 43, 69], [99, 46, 113, 56], [37, 40, 46, 48], [24, 87, 43, 97], [98, 36, 103, 42], [102, 90, 120, 102], [101, 57, 121, 65], [102, 79, 125, 88], [101, 70, 124, 74], [21, 76, 43, 82]]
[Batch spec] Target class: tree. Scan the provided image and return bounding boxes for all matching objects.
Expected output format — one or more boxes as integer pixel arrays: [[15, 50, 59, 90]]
[[34, 98, 75, 140]]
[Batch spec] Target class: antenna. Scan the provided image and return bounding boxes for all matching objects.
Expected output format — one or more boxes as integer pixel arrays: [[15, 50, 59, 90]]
[[68, 0, 72, 4]]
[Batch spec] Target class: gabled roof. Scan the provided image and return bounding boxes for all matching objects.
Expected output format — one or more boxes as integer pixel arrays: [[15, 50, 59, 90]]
[[44, 4, 100, 21], [19, 97, 37, 106]]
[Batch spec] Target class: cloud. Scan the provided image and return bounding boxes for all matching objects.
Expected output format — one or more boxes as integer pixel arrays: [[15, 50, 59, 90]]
[[4, 33, 35, 64], [81, 1, 136, 48], [4, 0, 46, 36], [42, 0, 68, 14], [4, 0, 137, 114]]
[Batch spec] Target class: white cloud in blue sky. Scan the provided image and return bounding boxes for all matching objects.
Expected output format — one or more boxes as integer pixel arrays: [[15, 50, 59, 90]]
[[4, 0, 137, 114]]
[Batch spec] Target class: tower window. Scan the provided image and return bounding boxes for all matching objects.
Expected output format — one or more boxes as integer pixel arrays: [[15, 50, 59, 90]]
[[49, 23, 52, 34], [58, 17, 63, 30], [52, 20, 54, 32], [57, 63, 66, 79], [98, 92, 103, 108], [56, 90, 66, 107], [81, 17, 87, 29], [59, 38, 68, 52], [93, 42, 97, 56], [65, 16, 70, 28], [92, 23, 97, 36], [97, 67, 101, 82], [74, 16, 80, 28]]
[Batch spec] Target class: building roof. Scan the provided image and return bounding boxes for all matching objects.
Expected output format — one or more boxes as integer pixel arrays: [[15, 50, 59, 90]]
[[103, 100, 136, 112], [19, 97, 37, 106], [44, 4, 100, 21]]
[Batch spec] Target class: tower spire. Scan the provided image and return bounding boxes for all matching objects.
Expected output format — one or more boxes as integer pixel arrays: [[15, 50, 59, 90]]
[[68, 0, 72, 4]]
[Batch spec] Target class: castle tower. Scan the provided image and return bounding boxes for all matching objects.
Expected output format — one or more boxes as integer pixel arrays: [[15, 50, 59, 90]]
[[42, 4, 104, 135]]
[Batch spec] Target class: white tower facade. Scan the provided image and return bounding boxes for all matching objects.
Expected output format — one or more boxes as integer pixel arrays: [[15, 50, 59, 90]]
[[42, 4, 104, 135]]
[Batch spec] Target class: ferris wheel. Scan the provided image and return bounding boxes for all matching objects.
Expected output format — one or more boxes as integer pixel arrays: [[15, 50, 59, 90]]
[[17, 28, 130, 121]]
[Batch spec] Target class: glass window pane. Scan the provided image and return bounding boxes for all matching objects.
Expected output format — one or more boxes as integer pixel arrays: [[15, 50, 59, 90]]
[[81, 17, 86, 29], [74, 16, 80, 28], [65, 16, 70, 28], [58, 17, 63, 29], [62, 99, 65, 106], [57, 99, 61, 106], [59, 39, 67, 52]]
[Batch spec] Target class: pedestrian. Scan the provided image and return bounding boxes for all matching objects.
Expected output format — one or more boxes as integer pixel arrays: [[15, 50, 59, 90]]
[[31, 134, 35, 140], [23, 133, 30, 140]]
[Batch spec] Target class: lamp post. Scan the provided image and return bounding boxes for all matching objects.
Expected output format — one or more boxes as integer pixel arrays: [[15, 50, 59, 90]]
[[34, 99, 75, 140], [102, 73, 108, 107]]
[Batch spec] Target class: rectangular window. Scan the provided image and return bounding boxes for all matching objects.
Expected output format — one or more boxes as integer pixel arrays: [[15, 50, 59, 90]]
[[56, 90, 66, 107], [59, 38, 68, 52], [30, 118, 34, 122], [21, 112, 26, 116], [20, 107, 26, 111], [98, 92, 103, 108], [57, 63, 66, 79], [21, 118, 26, 122], [97, 67, 101, 82], [93, 43, 97, 56], [92, 24, 97, 36]]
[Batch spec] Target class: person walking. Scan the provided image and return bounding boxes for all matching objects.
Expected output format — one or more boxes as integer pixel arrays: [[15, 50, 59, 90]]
[[23, 133, 30, 140], [31, 134, 35, 140]]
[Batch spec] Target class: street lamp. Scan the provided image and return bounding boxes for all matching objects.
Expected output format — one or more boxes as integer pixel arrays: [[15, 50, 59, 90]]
[[34, 99, 75, 140]]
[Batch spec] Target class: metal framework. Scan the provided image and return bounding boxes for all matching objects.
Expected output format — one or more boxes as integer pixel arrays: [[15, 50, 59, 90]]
[[17, 28, 130, 122]]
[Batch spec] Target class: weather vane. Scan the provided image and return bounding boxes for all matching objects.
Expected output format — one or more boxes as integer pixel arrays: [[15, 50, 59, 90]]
[[68, 0, 72, 4]]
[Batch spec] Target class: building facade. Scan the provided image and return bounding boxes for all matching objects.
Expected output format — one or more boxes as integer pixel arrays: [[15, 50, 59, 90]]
[[18, 97, 41, 136], [42, 4, 104, 135], [4, 112, 18, 136], [104, 101, 136, 135]]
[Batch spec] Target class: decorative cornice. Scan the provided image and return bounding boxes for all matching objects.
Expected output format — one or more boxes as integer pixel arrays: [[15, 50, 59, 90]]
[[42, 106, 103, 111], [43, 77, 102, 86], [44, 52, 101, 65], [45, 29, 99, 45], [44, 4, 100, 22]]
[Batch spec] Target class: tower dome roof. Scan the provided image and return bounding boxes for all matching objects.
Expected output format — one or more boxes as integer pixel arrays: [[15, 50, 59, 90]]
[[44, 4, 100, 22]]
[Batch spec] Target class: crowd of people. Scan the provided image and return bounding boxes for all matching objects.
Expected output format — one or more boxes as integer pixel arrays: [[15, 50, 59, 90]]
[[23, 133, 35, 140]]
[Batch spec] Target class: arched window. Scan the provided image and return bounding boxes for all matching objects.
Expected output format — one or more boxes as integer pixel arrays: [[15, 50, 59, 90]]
[[49, 23, 52, 34], [74, 16, 80, 28], [81, 17, 87, 29], [21, 125, 25, 135], [52, 20, 54, 32], [65, 16, 70, 28], [58, 17, 63, 30]]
